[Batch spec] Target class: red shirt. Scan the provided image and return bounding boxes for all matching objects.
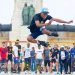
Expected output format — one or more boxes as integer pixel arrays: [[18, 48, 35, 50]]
[[0, 47, 1, 58], [0, 47, 8, 59]]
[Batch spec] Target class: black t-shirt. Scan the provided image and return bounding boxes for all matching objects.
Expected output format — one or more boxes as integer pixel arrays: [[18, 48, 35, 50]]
[[50, 48, 59, 59], [7, 46, 12, 56], [29, 13, 52, 32], [17, 45, 21, 56]]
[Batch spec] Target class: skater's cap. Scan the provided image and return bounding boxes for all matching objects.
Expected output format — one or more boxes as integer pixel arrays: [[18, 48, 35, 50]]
[[41, 8, 49, 14]]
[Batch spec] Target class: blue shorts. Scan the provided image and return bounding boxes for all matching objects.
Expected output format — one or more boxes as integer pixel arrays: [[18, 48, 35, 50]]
[[30, 30, 43, 39], [14, 57, 19, 64]]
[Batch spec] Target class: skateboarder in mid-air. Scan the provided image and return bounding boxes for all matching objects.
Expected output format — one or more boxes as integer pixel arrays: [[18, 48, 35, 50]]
[[27, 8, 73, 46]]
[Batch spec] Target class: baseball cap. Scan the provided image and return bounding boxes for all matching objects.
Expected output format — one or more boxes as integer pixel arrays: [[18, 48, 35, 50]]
[[41, 8, 49, 14]]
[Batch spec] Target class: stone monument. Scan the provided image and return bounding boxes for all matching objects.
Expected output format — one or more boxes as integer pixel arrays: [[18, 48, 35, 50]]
[[28, 4, 35, 24], [22, 3, 29, 25]]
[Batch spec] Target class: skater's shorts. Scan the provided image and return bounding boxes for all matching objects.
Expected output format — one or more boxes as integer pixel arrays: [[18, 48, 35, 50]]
[[30, 29, 43, 39], [14, 57, 19, 64]]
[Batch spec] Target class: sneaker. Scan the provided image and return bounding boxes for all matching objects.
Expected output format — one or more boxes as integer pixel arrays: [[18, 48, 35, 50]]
[[49, 32, 59, 37], [35, 71, 37, 74], [4, 68, 8, 73], [16, 70, 20, 74], [68, 72, 71, 74], [38, 41, 49, 47]]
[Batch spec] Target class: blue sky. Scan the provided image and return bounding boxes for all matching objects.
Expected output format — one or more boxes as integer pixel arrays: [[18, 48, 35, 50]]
[[0, 0, 75, 25]]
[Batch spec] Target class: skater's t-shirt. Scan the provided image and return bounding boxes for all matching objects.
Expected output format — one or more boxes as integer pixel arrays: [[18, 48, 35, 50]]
[[0, 47, 8, 59], [29, 13, 52, 32], [24, 47, 31, 58], [13, 45, 18, 57], [35, 49, 43, 59]]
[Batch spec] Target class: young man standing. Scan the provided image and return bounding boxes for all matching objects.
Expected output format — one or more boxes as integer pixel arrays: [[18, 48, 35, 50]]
[[27, 7, 73, 46], [30, 47, 36, 72], [35, 45, 43, 74], [24, 43, 31, 72], [16, 40, 21, 73], [13, 42, 19, 73], [0, 42, 8, 73], [50, 44, 59, 73], [59, 46, 68, 74], [43, 46, 51, 73], [70, 43, 75, 72], [7, 42, 13, 72]]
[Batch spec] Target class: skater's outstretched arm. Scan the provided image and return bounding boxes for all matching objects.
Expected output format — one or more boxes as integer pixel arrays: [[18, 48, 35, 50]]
[[51, 18, 73, 24]]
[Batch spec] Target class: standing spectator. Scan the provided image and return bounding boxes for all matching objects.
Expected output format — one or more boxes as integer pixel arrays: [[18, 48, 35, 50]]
[[24, 43, 31, 71], [50, 44, 59, 73], [7, 42, 13, 72], [59, 46, 68, 74], [16, 39, 21, 73], [65, 46, 71, 74], [35, 45, 43, 74], [30, 47, 36, 72], [13, 42, 19, 73], [43, 46, 51, 72], [0, 45, 1, 72], [20, 47, 24, 72], [70, 43, 75, 72], [0, 42, 8, 73]]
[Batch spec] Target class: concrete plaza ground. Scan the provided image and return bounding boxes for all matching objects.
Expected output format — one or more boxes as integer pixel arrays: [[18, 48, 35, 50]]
[[0, 71, 75, 75]]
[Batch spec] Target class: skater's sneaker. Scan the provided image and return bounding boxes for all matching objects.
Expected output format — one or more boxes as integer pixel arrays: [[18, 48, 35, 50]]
[[38, 41, 49, 47], [48, 32, 59, 37]]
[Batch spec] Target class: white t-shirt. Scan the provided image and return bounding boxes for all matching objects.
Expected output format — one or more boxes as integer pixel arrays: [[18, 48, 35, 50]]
[[24, 47, 31, 58], [61, 51, 66, 60], [35, 49, 43, 59], [13, 45, 18, 57]]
